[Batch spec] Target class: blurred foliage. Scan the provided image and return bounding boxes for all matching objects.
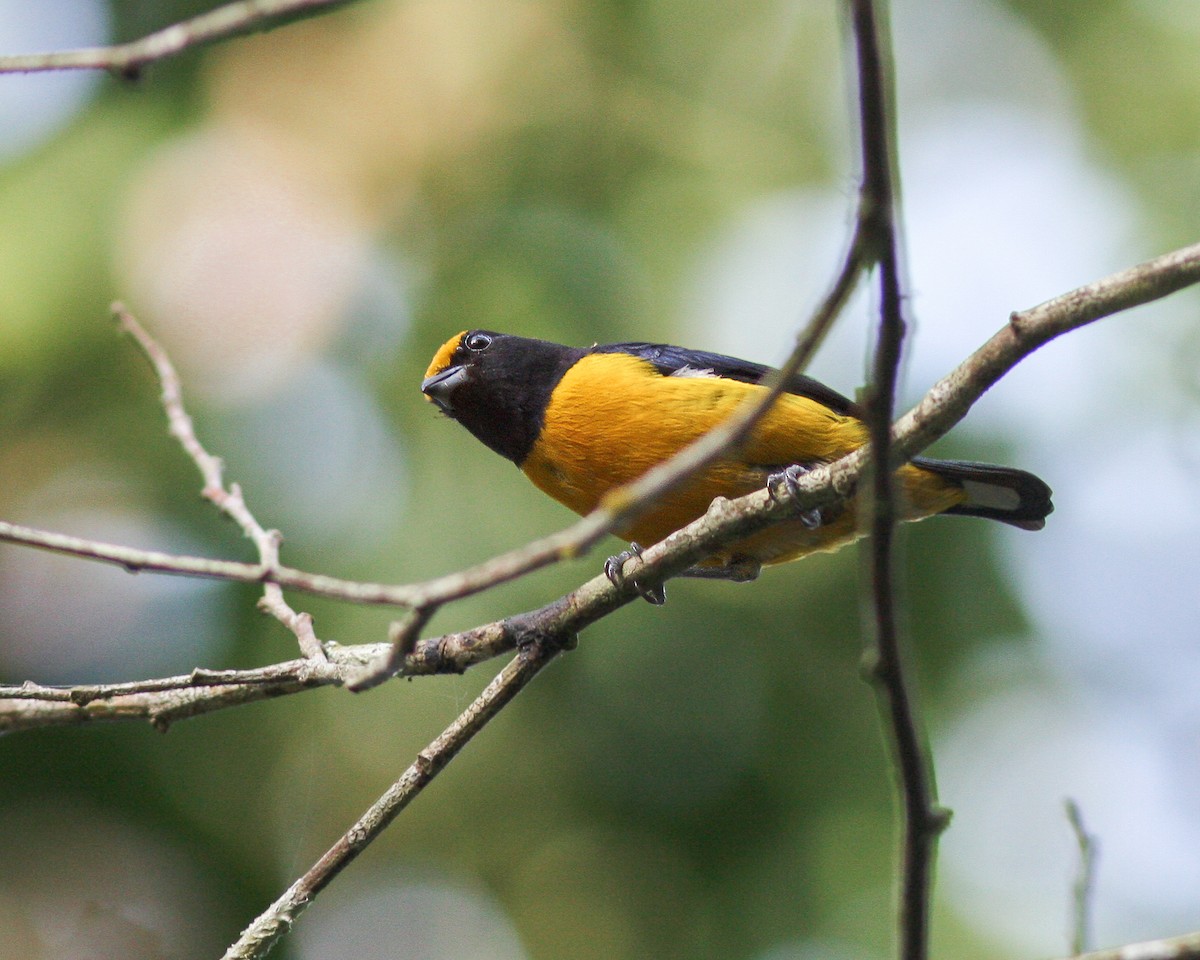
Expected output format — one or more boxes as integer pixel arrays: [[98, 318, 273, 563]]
[[1, 1, 1198, 959]]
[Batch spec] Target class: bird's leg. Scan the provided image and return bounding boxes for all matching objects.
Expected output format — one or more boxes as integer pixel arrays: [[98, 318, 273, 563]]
[[766, 464, 823, 529], [604, 542, 666, 605], [677, 555, 762, 583]]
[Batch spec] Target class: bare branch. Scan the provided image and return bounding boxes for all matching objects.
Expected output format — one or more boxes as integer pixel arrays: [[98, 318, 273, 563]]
[[846, 3, 947, 959], [0, 0, 357, 77], [115, 304, 327, 662], [0, 560, 622, 732], [1056, 932, 1200, 960], [222, 630, 569, 960], [0, 647, 358, 734], [893, 239, 1200, 459], [1066, 798, 1099, 955]]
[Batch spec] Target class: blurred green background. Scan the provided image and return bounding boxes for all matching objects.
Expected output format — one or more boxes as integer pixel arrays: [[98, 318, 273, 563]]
[[2, 1, 1200, 958]]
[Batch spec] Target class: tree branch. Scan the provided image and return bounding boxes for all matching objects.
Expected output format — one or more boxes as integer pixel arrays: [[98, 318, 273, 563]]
[[893, 239, 1200, 459], [847, 3, 947, 959], [222, 627, 570, 960], [0, 648, 356, 734], [1066, 798, 1099, 956], [0, 487, 810, 731], [0, 0, 358, 77], [115, 304, 327, 661], [1056, 932, 1200, 960]]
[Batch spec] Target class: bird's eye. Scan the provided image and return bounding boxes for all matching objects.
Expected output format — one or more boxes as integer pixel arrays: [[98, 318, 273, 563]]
[[464, 332, 492, 352]]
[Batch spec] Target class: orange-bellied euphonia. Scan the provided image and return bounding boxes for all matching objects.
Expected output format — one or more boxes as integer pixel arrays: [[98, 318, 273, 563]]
[[422, 330, 1052, 598]]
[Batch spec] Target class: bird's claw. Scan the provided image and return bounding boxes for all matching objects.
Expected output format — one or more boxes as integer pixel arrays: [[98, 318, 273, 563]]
[[767, 464, 823, 529], [604, 543, 666, 605]]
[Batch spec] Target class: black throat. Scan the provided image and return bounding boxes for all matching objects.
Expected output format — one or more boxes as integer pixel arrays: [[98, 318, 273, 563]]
[[452, 336, 586, 466]]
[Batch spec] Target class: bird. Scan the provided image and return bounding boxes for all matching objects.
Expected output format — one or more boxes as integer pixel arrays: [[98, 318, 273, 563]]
[[421, 330, 1052, 602]]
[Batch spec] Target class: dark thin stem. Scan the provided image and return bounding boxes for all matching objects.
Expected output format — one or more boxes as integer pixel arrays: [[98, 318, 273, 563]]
[[1066, 798, 1099, 955], [848, 2, 945, 959]]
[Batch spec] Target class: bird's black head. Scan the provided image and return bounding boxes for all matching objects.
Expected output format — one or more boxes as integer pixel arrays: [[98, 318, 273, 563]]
[[422, 330, 586, 465]]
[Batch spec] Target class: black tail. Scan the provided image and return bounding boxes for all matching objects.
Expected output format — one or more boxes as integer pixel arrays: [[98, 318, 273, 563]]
[[913, 457, 1054, 531]]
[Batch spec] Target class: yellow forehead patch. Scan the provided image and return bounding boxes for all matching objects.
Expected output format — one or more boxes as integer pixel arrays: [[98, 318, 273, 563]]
[[425, 331, 468, 379]]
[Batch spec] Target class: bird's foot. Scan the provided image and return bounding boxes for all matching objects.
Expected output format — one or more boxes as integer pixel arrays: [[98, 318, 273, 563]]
[[604, 542, 666, 605], [766, 464, 823, 529]]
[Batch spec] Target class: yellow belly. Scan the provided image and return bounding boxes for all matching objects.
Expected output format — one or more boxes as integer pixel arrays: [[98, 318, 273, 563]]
[[520, 353, 964, 566]]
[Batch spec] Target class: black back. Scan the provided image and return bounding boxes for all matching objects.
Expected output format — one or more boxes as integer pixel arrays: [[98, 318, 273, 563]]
[[593, 341, 862, 417]]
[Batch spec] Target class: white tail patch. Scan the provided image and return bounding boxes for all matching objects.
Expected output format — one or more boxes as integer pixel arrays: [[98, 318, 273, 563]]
[[961, 479, 1020, 511]]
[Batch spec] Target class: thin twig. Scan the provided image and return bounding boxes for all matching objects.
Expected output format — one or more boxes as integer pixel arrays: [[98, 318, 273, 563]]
[[346, 607, 434, 691], [891, 239, 1200, 463], [115, 304, 327, 662], [847, 2, 947, 959], [0, 519, 404, 596], [1066, 798, 1099, 955], [222, 628, 569, 960], [0, 0, 357, 77], [1055, 931, 1200, 960]]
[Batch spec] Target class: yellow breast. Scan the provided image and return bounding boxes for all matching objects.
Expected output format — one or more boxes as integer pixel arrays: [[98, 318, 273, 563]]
[[520, 353, 896, 557]]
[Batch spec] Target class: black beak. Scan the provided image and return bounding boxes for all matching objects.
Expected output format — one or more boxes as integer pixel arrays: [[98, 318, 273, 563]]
[[421, 365, 467, 414]]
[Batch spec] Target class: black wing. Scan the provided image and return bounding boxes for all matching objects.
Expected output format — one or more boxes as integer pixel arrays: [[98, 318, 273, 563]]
[[594, 341, 861, 417]]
